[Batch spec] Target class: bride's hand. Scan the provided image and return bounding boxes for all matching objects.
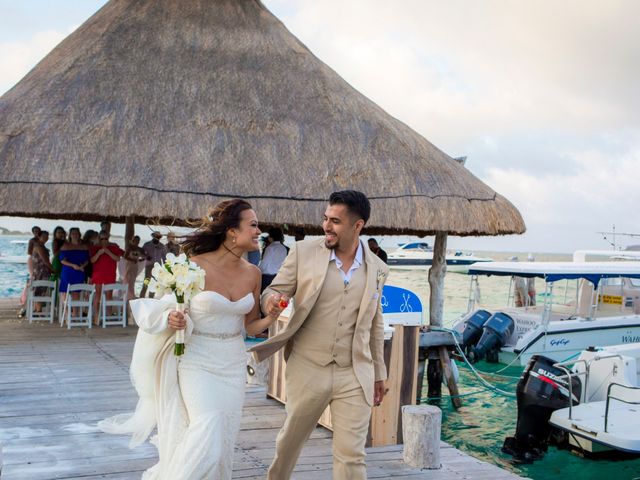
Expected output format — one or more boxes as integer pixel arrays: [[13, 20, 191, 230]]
[[168, 310, 187, 330]]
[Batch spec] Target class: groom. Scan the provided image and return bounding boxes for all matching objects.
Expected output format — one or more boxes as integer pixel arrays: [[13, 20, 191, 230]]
[[250, 190, 389, 479]]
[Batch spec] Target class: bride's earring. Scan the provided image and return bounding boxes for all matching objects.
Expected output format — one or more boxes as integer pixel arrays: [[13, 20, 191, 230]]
[[232, 237, 236, 244]]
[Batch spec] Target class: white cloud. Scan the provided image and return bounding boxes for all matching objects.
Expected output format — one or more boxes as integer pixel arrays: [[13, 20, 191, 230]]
[[481, 143, 640, 251], [0, 29, 71, 94]]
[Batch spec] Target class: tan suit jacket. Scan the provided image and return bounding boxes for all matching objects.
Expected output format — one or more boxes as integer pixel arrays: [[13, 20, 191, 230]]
[[250, 237, 389, 405]]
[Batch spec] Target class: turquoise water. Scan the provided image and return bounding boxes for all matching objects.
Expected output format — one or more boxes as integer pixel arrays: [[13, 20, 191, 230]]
[[0, 236, 29, 298], [438, 362, 640, 480], [2, 239, 639, 478]]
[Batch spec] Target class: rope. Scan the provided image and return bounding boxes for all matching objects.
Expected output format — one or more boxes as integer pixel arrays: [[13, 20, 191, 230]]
[[427, 326, 517, 397]]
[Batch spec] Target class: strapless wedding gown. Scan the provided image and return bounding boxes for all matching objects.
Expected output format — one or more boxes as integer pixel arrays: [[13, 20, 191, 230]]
[[98, 291, 253, 480]]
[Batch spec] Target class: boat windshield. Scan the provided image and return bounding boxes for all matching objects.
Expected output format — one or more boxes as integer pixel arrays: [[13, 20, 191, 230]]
[[399, 242, 431, 251]]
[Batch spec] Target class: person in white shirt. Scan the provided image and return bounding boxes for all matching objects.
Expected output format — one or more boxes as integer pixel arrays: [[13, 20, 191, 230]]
[[259, 227, 288, 292]]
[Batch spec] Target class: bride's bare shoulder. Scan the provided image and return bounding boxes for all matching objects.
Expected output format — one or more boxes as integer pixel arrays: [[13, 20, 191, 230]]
[[241, 260, 261, 276], [188, 253, 212, 268]]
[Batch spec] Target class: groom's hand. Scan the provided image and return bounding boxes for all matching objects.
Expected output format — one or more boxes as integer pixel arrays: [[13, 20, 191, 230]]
[[373, 380, 387, 406], [265, 293, 289, 318]]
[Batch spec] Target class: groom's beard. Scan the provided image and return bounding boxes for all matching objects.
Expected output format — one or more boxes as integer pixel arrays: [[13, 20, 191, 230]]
[[324, 238, 338, 249], [324, 233, 339, 249]]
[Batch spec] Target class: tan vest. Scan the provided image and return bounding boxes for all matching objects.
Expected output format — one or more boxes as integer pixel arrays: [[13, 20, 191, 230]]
[[292, 260, 367, 367]]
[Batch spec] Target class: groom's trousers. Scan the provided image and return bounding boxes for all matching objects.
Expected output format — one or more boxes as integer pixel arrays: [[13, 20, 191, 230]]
[[267, 352, 371, 480]]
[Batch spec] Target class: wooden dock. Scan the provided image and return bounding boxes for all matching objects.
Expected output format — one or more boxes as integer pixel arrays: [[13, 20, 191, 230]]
[[0, 298, 524, 479]]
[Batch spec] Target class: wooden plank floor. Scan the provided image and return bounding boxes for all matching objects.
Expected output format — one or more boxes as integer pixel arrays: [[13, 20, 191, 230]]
[[0, 298, 524, 479]]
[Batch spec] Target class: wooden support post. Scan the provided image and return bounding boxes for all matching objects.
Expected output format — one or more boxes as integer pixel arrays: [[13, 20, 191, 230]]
[[402, 405, 442, 469], [426, 356, 443, 400], [438, 346, 462, 409], [427, 232, 462, 408], [428, 232, 447, 328], [124, 216, 135, 245]]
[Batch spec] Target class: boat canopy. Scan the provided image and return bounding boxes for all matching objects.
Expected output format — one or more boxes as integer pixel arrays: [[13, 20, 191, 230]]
[[468, 261, 640, 286]]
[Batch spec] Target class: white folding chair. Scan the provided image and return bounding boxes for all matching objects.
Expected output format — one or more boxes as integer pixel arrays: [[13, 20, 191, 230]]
[[100, 283, 128, 328], [26, 280, 56, 324], [60, 283, 95, 329]]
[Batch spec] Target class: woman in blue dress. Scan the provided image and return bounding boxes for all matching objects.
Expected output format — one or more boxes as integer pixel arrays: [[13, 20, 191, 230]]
[[59, 228, 90, 307]]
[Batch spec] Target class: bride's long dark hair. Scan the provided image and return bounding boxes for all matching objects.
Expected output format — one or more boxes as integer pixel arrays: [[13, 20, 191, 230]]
[[181, 199, 253, 257]]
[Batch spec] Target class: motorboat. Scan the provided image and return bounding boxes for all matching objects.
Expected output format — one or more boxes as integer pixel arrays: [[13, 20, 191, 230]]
[[387, 242, 492, 273], [548, 343, 640, 454], [502, 346, 640, 462], [452, 261, 640, 366], [0, 240, 29, 264]]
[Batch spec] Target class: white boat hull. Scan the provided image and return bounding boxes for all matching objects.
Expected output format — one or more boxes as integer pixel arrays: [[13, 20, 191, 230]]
[[551, 401, 640, 453], [502, 316, 640, 366], [453, 310, 640, 366]]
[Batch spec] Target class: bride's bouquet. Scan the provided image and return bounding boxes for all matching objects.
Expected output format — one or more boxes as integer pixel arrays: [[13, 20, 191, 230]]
[[145, 253, 206, 355]]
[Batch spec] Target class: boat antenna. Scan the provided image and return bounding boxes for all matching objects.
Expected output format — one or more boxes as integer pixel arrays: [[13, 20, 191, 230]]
[[597, 224, 640, 250]]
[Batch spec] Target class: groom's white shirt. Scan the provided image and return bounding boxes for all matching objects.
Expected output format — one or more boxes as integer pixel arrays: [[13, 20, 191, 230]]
[[329, 239, 363, 284]]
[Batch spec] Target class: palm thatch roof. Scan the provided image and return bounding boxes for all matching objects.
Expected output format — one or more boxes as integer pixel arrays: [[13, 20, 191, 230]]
[[0, 0, 525, 236]]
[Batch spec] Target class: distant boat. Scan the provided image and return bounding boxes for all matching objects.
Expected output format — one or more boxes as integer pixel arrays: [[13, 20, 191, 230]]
[[0, 240, 29, 264], [386, 242, 492, 273]]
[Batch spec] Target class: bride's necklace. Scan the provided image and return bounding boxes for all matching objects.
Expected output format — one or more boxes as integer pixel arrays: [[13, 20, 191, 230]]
[[222, 242, 242, 260]]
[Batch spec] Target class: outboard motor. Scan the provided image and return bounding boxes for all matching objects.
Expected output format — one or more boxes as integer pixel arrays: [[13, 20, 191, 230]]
[[461, 309, 491, 355], [469, 312, 514, 363], [502, 355, 581, 463]]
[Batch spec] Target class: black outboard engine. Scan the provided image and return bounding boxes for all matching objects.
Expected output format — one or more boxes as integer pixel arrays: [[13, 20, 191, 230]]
[[461, 309, 491, 355], [502, 355, 581, 463], [469, 312, 515, 363]]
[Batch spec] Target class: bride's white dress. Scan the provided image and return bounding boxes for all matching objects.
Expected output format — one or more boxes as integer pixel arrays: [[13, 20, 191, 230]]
[[98, 291, 253, 479]]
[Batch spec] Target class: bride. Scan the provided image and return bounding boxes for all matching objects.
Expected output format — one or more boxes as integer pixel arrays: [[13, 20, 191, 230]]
[[99, 199, 284, 479]]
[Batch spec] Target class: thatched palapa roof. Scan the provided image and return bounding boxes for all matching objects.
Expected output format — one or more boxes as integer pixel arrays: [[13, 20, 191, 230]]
[[0, 0, 525, 236]]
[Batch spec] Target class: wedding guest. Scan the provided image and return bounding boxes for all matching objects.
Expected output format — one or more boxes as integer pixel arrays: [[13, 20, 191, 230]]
[[260, 234, 272, 258], [259, 228, 287, 292], [139, 231, 168, 298], [59, 227, 89, 309], [368, 238, 388, 264], [31, 230, 53, 312], [165, 232, 181, 256], [19, 226, 42, 316], [52, 226, 67, 254], [247, 248, 261, 266], [90, 231, 124, 324], [82, 229, 99, 246], [124, 235, 146, 300], [100, 220, 112, 236], [51, 226, 67, 284], [82, 229, 99, 281], [27, 226, 42, 263], [293, 227, 306, 242]]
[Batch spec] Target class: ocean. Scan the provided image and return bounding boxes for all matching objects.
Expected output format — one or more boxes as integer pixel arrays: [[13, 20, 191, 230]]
[[1, 236, 639, 479]]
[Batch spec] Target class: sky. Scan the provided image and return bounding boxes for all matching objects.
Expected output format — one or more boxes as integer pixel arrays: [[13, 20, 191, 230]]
[[1, 0, 639, 252]]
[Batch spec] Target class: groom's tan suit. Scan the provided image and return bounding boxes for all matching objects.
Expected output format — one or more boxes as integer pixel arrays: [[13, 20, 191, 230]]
[[250, 237, 388, 479]]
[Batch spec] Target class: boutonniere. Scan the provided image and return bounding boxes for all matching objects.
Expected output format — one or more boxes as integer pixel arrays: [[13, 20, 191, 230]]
[[376, 270, 387, 290]]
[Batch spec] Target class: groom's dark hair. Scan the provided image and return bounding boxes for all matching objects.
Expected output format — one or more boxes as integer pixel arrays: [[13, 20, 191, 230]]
[[329, 190, 371, 223]]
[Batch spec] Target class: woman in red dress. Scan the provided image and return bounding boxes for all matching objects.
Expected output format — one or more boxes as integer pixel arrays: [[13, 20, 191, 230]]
[[90, 232, 124, 325]]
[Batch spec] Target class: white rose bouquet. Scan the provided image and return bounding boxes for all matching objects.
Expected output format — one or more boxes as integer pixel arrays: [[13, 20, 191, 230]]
[[145, 253, 206, 355]]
